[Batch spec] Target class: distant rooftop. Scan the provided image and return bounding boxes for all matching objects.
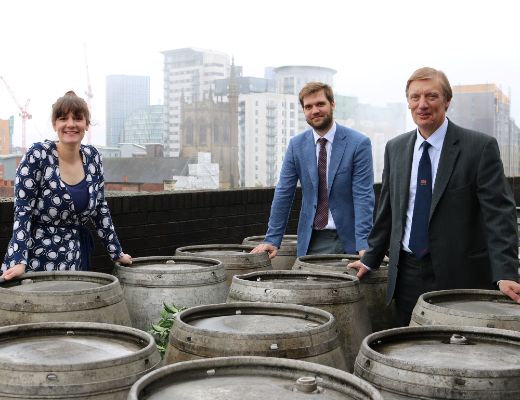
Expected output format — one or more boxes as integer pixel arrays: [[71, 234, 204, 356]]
[[103, 157, 190, 184]]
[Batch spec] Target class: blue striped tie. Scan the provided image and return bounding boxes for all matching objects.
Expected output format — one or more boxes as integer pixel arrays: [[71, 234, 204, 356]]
[[409, 142, 432, 259]]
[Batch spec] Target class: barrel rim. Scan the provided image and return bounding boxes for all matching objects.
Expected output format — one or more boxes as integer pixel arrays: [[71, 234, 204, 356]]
[[228, 271, 363, 305], [297, 253, 389, 266], [243, 234, 298, 241], [232, 269, 359, 286], [415, 289, 520, 321], [357, 325, 520, 377], [0, 271, 121, 296], [115, 255, 224, 274], [0, 321, 159, 372], [128, 356, 383, 400], [176, 243, 256, 253], [242, 235, 298, 247], [174, 302, 336, 338]]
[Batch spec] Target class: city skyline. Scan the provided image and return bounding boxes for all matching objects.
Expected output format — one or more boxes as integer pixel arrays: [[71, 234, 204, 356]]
[[1, 0, 519, 148]]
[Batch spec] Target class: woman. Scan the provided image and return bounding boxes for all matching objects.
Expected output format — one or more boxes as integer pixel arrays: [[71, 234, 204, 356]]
[[1, 91, 131, 280]]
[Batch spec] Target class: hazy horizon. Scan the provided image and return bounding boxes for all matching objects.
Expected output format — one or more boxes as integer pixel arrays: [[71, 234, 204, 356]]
[[1, 0, 519, 148]]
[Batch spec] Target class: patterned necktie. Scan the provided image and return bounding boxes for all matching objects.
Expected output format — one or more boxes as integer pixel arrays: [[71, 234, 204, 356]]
[[314, 137, 329, 229], [409, 141, 432, 259]]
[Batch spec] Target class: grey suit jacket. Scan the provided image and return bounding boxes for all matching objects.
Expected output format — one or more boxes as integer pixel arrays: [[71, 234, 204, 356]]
[[362, 120, 518, 304]]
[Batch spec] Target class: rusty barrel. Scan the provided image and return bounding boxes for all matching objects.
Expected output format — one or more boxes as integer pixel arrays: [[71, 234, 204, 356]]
[[0, 271, 131, 326], [163, 302, 348, 371], [354, 325, 520, 399], [293, 254, 397, 332], [175, 244, 272, 289], [0, 322, 161, 399], [227, 270, 371, 372], [410, 289, 520, 331], [114, 256, 228, 332], [128, 356, 383, 400], [242, 235, 297, 270]]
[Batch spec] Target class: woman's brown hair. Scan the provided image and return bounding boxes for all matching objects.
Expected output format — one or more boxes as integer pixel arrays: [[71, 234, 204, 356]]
[[51, 91, 90, 126]]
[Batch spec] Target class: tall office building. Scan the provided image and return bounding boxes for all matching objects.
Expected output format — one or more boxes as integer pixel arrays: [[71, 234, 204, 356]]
[[162, 48, 230, 157], [447, 84, 519, 176], [106, 75, 150, 146]]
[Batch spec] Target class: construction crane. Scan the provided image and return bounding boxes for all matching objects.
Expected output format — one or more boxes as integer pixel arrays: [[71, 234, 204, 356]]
[[0, 75, 32, 152], [83, 44, 93, 144]]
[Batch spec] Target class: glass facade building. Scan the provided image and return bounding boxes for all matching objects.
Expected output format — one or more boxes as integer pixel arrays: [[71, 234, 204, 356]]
[[106, 75, 150, 146]]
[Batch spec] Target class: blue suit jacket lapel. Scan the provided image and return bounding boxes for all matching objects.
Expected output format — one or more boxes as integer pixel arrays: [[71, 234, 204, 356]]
[[328, 127, 348, 191], [303, 131, 319, 192]]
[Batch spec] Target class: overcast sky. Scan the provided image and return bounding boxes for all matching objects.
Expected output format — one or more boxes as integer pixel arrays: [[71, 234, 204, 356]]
[[1, 0, 519, 147]]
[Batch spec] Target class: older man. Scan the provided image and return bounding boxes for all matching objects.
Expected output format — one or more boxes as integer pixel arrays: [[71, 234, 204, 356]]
[[349, 67, 520, 326]]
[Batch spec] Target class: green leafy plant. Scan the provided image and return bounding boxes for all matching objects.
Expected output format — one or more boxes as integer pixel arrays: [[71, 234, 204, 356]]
[[149, 302, 184, 357]]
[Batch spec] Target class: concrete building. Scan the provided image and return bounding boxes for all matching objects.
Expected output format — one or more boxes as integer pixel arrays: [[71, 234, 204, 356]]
[[273, 65, 337, 133], [448, 84, 519, 176], [170, 152, 219, 190], [0, 117, 13, 155], [0, 154, 21, 181], [102, 157, 189, 192], [273, 65, 336, 95], [214, 76, 275, 97], [106, 75, 150, 146], [122, 105, 166, 145], [334, 95, 407, 182], [162, 48, 230, 157], [238, 92, 299, 187]]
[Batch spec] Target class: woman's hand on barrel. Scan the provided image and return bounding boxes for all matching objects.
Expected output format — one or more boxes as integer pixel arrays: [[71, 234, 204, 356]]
[[1, 263, 26, 281], [346, 260, 370, 280], [116, 253, 133, 265], [497, 280, 520, 304], [251, 243, 278, 259]]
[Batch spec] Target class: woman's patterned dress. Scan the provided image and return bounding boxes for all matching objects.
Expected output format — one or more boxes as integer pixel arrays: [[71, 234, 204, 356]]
[[1, 140, 124, 272]]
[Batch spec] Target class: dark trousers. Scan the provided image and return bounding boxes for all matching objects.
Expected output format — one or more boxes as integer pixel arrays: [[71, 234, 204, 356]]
[[394, 250, 435, 326], [307, 229, 345, 255]]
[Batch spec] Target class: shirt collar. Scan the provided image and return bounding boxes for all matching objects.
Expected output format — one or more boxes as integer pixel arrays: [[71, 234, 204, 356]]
[[313, 122, 336, 144], [415, 118, 448, 151]]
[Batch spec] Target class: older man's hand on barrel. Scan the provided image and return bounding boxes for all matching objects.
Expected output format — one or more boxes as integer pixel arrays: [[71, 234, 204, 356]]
[[347, 260, 370, 280], [251, 243, 278, 259], [497, 280, 520, 304]]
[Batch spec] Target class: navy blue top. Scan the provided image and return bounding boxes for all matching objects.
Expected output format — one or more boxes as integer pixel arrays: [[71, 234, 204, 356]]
[[64, 177, 89, 213], [64, 176, 92, 270]]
